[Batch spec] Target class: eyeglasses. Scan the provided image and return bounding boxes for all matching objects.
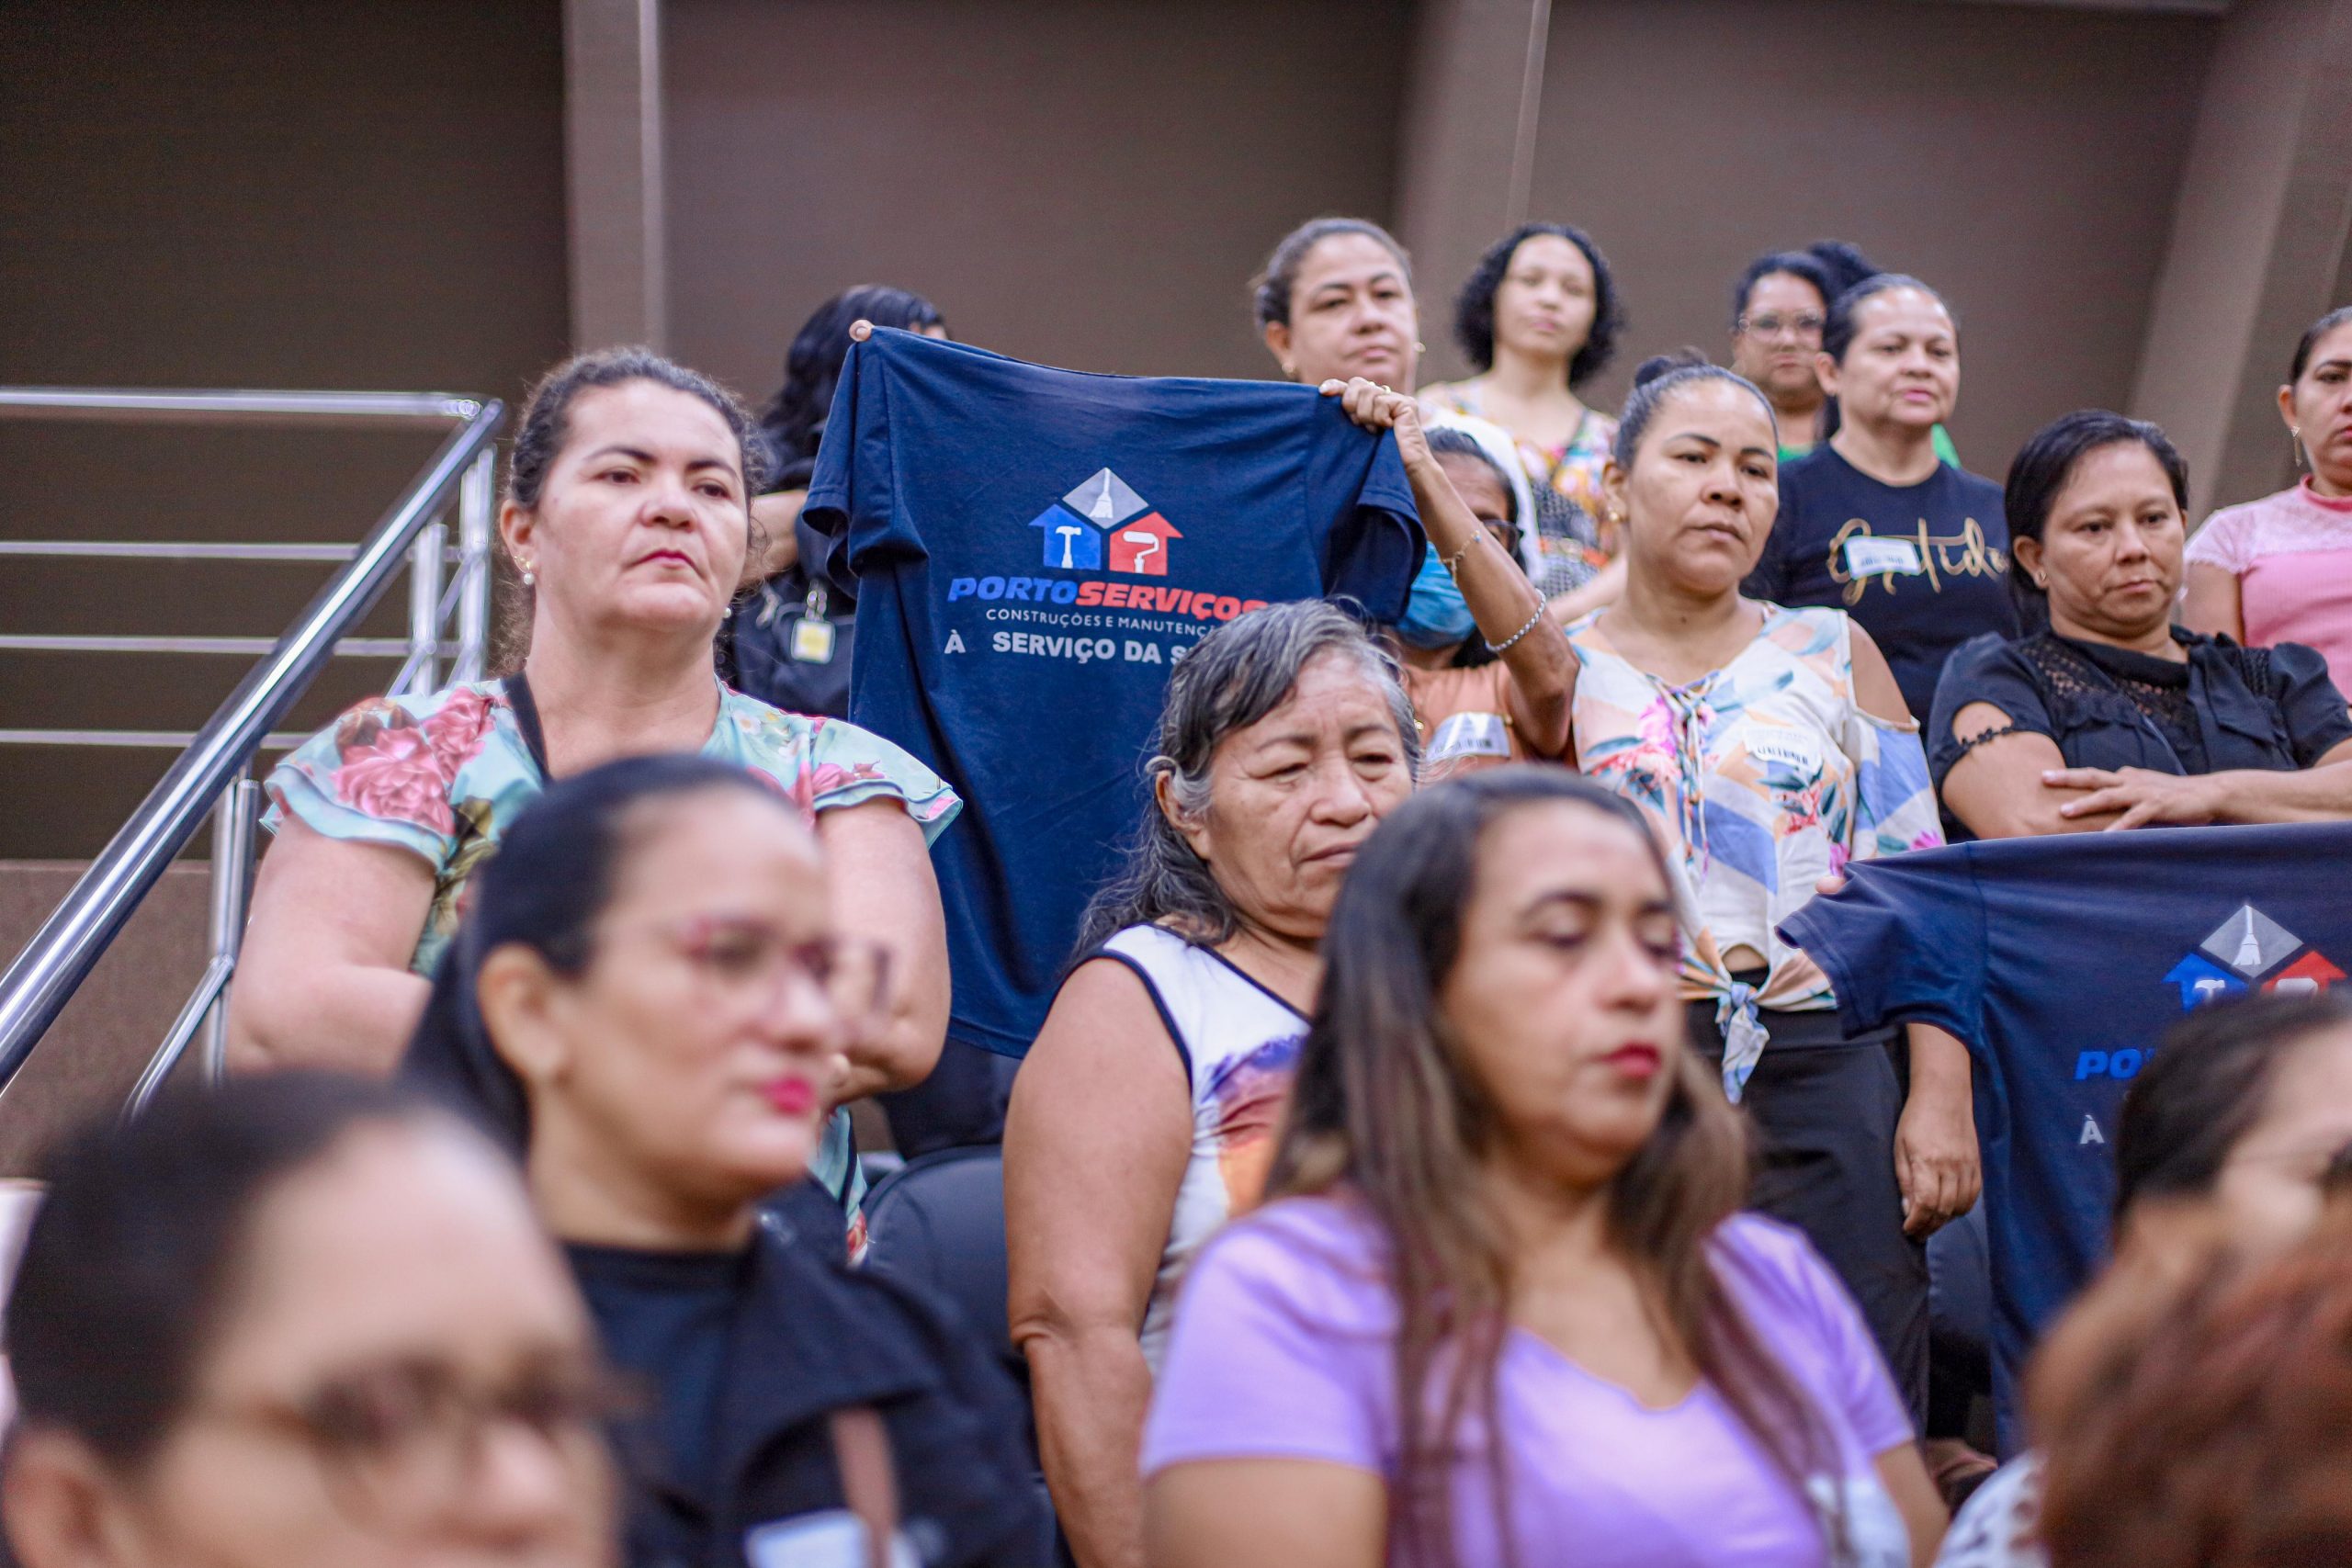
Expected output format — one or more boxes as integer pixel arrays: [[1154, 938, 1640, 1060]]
[[190, 1351, 632, 1529], [1738, 311, 1826, 340], [620, 915, 895, 1025]]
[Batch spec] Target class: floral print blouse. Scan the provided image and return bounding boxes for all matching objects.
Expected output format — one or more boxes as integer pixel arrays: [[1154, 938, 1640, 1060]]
[[1567, 604, 1940, 1097], [262, 678, 961, 1234], [264, 678, 958, 977]]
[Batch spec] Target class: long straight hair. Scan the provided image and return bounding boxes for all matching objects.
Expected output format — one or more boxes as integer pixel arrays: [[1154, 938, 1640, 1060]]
[[1263, 769, 1850, 1566]]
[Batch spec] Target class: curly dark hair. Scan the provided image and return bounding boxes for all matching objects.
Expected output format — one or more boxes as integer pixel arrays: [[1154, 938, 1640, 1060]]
[[1452, 222, 1623, 388]]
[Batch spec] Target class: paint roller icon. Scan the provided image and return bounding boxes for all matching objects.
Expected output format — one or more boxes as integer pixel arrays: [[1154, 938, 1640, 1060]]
[[1120, 529, 1161, 570]]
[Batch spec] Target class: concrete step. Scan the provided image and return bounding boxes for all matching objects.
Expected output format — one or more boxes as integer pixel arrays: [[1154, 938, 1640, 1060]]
[[0, 862, 212, 1176]]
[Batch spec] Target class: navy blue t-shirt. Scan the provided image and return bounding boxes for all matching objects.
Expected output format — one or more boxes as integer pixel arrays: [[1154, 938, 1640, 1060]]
[[1747, 446, 2017, 726], [1780, 822, 2352, 1453], [804, 330, 1420, 1058]]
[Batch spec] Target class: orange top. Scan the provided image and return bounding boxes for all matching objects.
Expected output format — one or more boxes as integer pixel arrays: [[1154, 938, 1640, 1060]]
[[1403, 661, 1528, 778]]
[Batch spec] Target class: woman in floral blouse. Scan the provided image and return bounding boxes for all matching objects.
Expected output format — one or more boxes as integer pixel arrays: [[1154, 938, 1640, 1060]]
[[1563, 352, 1975, 1431], [229, 349, 959, 1233]]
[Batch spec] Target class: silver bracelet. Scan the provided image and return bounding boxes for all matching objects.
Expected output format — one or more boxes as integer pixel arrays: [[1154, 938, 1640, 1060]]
[[1487, 604, 1548, 654]]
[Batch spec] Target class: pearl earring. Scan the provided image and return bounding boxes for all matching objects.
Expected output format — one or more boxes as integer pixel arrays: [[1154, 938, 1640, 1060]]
[[1413, 341, 1426, 354], [519, 562, 536, 586], [1281, 362, 1297, 378]]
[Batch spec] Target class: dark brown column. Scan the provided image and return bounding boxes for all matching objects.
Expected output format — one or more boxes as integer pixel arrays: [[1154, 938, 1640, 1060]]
[[564, 0, 668, 350], [2130, 0, 2352, 517], [1392, 0, 1552, 388]]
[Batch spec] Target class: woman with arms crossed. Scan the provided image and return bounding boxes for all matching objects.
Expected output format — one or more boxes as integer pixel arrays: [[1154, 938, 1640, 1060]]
[[1931, 410, 2352, 839]]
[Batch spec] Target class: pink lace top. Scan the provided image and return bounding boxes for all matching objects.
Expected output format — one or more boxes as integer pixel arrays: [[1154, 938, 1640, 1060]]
[[2187, 479, 2352, 698]]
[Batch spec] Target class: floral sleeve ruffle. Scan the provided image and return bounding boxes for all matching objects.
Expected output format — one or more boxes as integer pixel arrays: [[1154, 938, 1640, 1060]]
[[261, 684, 503, 866], [725, 694, 962, 845]]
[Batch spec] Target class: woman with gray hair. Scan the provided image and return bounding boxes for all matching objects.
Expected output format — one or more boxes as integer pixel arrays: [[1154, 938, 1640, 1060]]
[[1004, 600, 1419, 1568]]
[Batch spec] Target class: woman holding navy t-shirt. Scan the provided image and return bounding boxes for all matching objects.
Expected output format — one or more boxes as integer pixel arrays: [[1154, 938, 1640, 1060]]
[[1747, 276, 2016, 725]]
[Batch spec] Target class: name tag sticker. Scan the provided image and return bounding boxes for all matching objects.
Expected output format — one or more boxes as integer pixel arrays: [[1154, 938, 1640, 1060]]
[[746, 1513, 918, 1568], [1426, 711, 1512, 764], [1743, 727, 1825, 780], [1843, 536, 1925, 578]]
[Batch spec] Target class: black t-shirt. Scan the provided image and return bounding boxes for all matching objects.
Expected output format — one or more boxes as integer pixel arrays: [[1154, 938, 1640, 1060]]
[[1747, 446, 2017, 725], [569, 1242, 747, 1541], [569, 1224, 1046, 1568], [1927, 629, 2352, 793]]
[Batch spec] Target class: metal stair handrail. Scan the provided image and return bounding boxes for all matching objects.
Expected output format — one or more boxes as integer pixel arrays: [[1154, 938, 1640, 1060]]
[[0, 389, 507, 1096]]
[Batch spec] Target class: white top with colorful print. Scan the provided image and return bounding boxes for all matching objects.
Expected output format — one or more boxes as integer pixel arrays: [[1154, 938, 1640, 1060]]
[[1091, 923, 1307, 1372], [264, 676, 958, 978]]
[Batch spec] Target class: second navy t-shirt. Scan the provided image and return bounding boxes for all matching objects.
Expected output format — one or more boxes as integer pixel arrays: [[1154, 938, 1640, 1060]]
[[1780, 821, 2352, 1452]]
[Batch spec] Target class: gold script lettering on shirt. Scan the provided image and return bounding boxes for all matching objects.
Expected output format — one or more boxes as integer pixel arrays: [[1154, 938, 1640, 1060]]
[[1826, 516, 2008, 606]]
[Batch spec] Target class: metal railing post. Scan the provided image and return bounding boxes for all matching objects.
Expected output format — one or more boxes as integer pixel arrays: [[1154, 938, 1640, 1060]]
[[453, 449, 496, 683], [404, 520, 447, 698], [200, 777, 261, 1084], [122, 774, 259, 1121], [0, 395, 503, 1091]]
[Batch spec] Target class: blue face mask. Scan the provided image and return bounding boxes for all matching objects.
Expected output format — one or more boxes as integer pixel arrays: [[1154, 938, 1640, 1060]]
[[1395, 550, 1477, 650]]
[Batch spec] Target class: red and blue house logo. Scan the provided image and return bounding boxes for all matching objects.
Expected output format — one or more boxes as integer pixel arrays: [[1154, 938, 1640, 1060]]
[[2165, 903, 2345, 1009], [2081, 904, 2347, 1087], [1027, 468, 1184, 576]]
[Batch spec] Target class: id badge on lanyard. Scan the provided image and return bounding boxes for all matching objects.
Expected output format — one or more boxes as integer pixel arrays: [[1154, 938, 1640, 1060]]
[[791, 583, 837, 665]]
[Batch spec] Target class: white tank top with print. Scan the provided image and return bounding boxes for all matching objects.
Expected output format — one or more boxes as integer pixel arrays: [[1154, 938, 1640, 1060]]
[[1095, 923, 1309, 1371]]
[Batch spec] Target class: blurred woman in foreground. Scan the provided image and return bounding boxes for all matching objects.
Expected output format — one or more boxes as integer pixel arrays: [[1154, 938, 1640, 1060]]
[[404, 755, 1045, 1566], [3, 1073, 618, 1568], [1146, 769, 1944, 1568]]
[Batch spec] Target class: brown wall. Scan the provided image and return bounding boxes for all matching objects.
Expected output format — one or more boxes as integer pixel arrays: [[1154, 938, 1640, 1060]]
[[1500, 0, 2218, 474], [662, 0, 1413, 399], [0, 0, 571, 860], [662, 0, 2222, 485]]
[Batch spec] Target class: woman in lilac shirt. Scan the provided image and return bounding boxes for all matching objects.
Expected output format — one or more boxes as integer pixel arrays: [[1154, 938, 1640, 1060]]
[[1143, 768, 1945, 1567]]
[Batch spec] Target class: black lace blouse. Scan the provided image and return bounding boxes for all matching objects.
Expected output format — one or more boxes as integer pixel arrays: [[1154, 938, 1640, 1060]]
[[1927, 627, 2352, 788]]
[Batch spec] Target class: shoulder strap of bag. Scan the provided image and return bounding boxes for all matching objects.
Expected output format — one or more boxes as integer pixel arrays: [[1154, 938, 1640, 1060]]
[[829, 1406, 899, 1568], [505, 669, 555, 782]]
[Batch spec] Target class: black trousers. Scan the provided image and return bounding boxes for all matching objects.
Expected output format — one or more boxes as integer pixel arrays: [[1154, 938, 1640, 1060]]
[[1688, 1003, 1928, 1431]]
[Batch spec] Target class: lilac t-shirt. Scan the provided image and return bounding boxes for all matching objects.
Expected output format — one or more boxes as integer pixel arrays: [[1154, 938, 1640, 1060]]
[[1144, 1199, 1915, 1568]]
